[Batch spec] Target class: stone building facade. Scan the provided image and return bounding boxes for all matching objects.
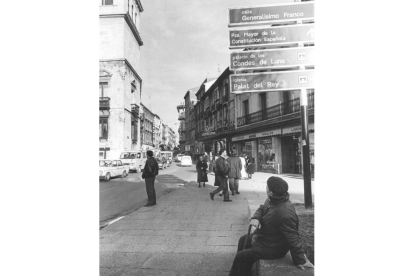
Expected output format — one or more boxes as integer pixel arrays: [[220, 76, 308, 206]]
[[99, 0, 144, 159]]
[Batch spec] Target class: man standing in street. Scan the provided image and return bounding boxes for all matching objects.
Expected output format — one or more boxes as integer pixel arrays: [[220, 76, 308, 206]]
[[227, 152, 242, 195], [141, 150, 159, 207], [228, 176, 314, 276], [209, 149, 232, 202]]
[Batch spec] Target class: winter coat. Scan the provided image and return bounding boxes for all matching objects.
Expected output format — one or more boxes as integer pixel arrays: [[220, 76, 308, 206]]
[[250, 193, 306, 265], [196, 160, 208, 182], [142, 157, 159, 178], [214, 156, 229, 177], [227, 156, 242, 179]]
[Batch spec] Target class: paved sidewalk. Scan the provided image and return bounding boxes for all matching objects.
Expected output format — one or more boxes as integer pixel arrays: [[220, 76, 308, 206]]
[[100, 181, 249, 276], [99, 172, 314, 275]]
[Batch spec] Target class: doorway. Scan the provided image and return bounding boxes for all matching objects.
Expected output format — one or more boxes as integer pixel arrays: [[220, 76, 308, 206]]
[[281, 136, 301, 174]]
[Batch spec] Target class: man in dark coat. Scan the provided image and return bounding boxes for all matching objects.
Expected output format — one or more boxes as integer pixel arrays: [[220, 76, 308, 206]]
[[227, 152, 242, 195], [209, 149, 232, 202], [141, 150, 159, 207], [228, 177, 314, 276]]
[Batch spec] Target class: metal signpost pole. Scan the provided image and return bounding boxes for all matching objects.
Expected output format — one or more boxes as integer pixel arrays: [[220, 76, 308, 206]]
[[300, 87, 312, 208]]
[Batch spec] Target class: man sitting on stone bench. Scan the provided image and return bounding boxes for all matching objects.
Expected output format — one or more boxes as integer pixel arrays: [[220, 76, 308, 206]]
[[228, 176, 314, 276]]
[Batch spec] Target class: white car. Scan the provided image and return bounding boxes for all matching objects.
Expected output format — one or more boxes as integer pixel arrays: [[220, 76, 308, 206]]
[[176, 154, 184, 162], [180, 156, 192, 167], [99, 159, 129, 181]]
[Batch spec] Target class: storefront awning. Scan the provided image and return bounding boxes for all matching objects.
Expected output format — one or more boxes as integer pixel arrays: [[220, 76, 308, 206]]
[[232, 128, 282, 142]]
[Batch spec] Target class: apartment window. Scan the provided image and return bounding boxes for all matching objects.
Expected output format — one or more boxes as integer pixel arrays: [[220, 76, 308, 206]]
[[99, 82, 108, 97], [100, 117, 108, 139], [102, 0, 113, 5]]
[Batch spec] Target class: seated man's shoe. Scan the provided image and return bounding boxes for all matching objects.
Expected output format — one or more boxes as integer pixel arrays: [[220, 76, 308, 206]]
[[209, 192, 214, 201], [231, 192, 235, 196], [144, 203, 154, 207], [223, 199, 232, 202], [235, 191, 240, 194]]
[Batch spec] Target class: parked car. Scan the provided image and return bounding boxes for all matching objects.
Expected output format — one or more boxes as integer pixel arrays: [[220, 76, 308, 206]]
[[180, 155, 192, 167], [119, 151, 146, 172], [99, 159, 129, 181], [156, 156, 168, 169], [160, 151, 173, 165], [176, 154, 184, 162]]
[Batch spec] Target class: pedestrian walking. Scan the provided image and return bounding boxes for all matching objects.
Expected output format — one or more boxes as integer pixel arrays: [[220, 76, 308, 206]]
[[141, 150, 159, 207], [209, 155, 216, 174], [227, 152, 242, 195], [196, 156, 208, 188], [246, 157, 256, 180], [239, 154, 248, 180], [209, 149, 232, 202], [228, 177, 314, 276]]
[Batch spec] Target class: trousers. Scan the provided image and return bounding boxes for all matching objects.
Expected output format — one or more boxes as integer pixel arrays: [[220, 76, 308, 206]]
[[229, 178, 239, 193], [229, 234, 288, 276], [145, 176, 156, 204], [211, 175, 229, 200]]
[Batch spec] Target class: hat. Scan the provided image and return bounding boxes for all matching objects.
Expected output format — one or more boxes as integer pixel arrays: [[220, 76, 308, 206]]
[[267, 177, 288, 195]]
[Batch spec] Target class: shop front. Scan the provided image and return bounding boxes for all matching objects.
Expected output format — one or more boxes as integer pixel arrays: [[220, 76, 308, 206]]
[[232, 123, 314, 174], [280, 123, 314, 175], [232, 128, 282, 173]]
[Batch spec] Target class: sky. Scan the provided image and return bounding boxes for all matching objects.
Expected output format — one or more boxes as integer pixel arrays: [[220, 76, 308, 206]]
[[139, 0, 293, 133]]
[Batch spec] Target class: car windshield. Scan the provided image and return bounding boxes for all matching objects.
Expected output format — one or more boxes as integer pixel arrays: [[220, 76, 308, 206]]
[[182, 156, 191, 160], [120, 152, 137, 159], [99, 160, 112, 167]]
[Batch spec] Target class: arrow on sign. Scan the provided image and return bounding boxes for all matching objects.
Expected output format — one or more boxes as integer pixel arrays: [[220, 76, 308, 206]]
[[306, 28, 314, 38]]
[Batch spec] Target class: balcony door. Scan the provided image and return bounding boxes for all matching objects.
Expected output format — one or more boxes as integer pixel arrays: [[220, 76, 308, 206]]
[[243, 100, 249, 125]]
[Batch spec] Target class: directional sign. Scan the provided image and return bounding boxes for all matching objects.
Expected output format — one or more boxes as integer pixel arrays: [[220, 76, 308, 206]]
[[228, 2, 314, 27], [230, 70, 314, 94], [229, 24, 314, 49], [230, 46, 314, 71]]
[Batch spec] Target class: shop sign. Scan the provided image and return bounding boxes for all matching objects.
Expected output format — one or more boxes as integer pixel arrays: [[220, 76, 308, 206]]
[[282, 123, 314, 134], [230, 46, 314, 71], [232, 128, 281, 142], [229, 24, 314, 49], [230, 70, 314, 94], [228, 2, 314, 27]]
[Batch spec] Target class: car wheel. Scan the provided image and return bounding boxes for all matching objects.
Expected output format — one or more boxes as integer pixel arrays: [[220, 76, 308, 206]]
[[105, 173, 111, 181], [122, 171, 127, 178]]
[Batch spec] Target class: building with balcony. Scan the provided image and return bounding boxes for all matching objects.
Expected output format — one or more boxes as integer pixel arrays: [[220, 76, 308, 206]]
[[176, 102, 186, 152], [189, 67, 315, 175], [140, 102, 155, 150], [184, 87, 201, 156], [194, 69, 234, 156], [99, 0, 144, 159]]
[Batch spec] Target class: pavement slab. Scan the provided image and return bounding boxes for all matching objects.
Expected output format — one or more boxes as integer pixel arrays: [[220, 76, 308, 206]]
[[100, 180, 248, 275]]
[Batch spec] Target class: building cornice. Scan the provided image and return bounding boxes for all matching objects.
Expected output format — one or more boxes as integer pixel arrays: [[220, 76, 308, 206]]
[[100, 13, 143, 46], [99, 58, 143, 85]]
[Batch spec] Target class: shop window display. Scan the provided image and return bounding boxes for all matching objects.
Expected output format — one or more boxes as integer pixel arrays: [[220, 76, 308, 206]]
[[258, 138, 276, 172], [241, 141, 252, 158]]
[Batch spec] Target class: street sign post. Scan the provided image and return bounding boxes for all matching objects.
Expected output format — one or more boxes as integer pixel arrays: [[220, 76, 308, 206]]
[[230, 46, 314, 71], [228, 2, 314, 27], [229, 24, 314, 49], [230, 70, 314, 94]]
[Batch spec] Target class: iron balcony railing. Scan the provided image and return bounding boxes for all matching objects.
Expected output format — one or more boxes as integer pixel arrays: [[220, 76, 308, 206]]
[[99, 97, 110, 110], [237, 92, 314, 127]]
